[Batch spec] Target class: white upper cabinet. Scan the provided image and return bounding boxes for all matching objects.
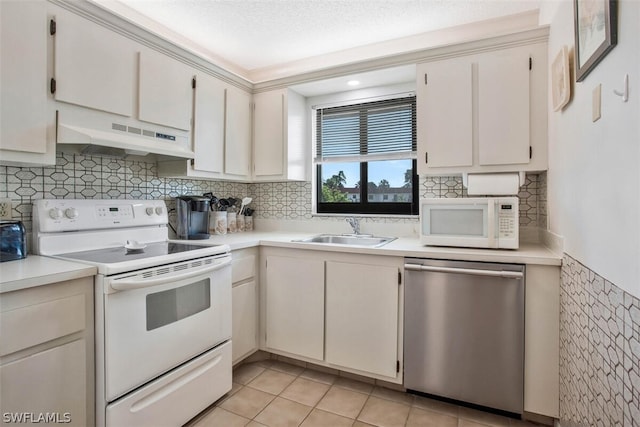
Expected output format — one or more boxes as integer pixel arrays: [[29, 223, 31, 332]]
[[0, 0, 53, 165], [254, 89, 284, 177], [138, 50, 193, 131], [191, 73, 226, 177], [54, 7, 135, 117], [253, 88, 307, 182], [157, 79, 251, 181], [417, 57, 473, 168], [224, 86, 252, 179], [416, 36, 548, 175], [477, 48, 531, 166]]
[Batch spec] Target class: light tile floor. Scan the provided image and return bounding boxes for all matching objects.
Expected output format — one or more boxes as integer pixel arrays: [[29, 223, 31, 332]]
[[185, 360, 545, 427]]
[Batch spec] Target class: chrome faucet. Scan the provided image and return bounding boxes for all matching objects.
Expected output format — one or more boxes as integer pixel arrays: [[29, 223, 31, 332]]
[[345, 217, 360, 235]]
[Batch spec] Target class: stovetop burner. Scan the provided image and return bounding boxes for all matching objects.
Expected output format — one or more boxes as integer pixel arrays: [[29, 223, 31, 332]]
[[58, 241, 218, 265]]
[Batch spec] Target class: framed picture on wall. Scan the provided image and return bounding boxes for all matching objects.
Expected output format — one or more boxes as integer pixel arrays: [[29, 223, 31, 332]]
[[574, 0, 617, 82], [552, 46, 571, 111]]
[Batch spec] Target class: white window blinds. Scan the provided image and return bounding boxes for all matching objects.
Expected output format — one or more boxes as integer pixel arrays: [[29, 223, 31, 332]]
[[315, 96, 417, 164]]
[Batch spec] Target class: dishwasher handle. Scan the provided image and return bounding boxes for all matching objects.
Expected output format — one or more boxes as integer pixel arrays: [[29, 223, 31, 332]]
[[404, 263, 523, 279]]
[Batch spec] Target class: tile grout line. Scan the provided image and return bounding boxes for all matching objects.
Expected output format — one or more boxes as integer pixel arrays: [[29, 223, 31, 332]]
[[212, 361, 536, 427]]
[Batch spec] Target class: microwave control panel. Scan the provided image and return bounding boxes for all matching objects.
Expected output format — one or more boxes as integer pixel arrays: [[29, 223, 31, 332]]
[[497, 202, 517, 239]]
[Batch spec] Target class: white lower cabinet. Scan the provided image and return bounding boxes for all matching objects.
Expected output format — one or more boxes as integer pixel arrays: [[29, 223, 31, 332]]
[[261, 248, 404, 383], [0, 277, 94, 426], [524, 265, 560, 418], [264, 254, 325, 361], [325, 261, 400, 378], [231, 248, 259, 364]]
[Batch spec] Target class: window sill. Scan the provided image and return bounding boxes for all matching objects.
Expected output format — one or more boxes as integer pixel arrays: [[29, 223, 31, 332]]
[[311, 213, 418, 220]]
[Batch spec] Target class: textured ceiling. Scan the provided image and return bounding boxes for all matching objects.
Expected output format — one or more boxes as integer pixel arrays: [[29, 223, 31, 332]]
[[95, 0, 542, 75]]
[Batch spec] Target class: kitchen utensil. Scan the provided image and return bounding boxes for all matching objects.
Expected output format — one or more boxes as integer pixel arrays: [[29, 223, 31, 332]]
[[239, 197, 252, 215], [227, 198, 239, 211], [203, 193, 219, 211], [218, 199, 230, 211]]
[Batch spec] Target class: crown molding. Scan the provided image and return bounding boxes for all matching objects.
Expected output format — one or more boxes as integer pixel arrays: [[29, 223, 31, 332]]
[[49, 1, 548, 95]]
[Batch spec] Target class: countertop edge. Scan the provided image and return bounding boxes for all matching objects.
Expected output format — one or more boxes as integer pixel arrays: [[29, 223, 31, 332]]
[[208, 232, 563, 266], [0, 256, 98, 294], [1, 233, 561, 293]]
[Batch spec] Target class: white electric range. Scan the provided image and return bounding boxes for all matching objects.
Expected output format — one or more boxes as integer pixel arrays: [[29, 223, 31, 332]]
[[33, 199, 232, 427]]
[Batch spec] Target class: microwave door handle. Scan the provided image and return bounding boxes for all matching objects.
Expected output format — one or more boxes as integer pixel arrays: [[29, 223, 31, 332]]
[[110, 258, 230, 291]]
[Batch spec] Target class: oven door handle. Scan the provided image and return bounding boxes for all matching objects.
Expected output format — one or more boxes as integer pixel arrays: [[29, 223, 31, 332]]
[[110, 258, 230, 291]]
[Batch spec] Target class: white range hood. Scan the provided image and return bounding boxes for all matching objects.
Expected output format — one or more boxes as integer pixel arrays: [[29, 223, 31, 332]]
[[56, 110, 194, 160]]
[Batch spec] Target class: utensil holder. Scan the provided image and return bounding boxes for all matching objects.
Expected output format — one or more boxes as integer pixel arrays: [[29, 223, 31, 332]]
[[227, 212, 237, 233], [237, 215, 245, 232], [212, 211, 227, 235]]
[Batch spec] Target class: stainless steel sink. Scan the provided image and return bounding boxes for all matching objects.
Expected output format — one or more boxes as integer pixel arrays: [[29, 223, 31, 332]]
[[293, 234, 396, 248]]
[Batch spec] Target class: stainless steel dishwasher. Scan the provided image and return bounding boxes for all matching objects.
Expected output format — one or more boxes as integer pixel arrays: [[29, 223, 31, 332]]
[[404, 258, 525, 415]]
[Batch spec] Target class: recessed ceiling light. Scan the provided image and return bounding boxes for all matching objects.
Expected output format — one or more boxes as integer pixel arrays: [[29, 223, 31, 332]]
[[347, 80, 360, 86]]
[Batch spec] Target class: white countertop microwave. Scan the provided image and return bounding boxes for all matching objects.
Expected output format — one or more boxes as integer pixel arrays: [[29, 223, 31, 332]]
[[420, 197, 519, 249]]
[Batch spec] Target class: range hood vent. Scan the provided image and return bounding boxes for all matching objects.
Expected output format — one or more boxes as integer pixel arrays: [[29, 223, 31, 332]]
[[56, 111, 194, 160]]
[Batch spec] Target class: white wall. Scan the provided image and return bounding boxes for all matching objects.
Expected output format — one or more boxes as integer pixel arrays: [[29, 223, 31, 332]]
[[540, 0, 640, 297]]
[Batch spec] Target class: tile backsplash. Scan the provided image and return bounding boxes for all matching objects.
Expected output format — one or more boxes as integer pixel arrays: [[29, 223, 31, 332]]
[[0, 152, 545, 232], [560, 254, 640, 427]]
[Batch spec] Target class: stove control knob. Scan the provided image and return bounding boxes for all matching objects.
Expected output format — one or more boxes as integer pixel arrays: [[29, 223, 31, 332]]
[[145, 207, 154, 216], [48, 208, 63, 220], [155, 207, 164, 215], [64, 207, 79, 219]]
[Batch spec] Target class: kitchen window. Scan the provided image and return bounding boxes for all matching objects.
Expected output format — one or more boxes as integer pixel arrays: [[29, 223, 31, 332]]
[[315, 95, 418, 215]]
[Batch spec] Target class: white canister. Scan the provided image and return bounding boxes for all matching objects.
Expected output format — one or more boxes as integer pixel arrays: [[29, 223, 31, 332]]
[[245, 215, 253, 231], [213, 211, 227, 235], [227, 212, 237, 233], [237, 215, 245, 232]]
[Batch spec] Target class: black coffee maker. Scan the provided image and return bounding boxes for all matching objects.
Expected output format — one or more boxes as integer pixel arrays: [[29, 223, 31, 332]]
[[176, 196, 210, 240]]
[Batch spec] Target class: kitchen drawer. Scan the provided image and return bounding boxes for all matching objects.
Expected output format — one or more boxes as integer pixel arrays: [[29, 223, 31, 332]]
[[0, 293, 85, 357], [232, 254, 255, 284], [106, 341, 231, 427]]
